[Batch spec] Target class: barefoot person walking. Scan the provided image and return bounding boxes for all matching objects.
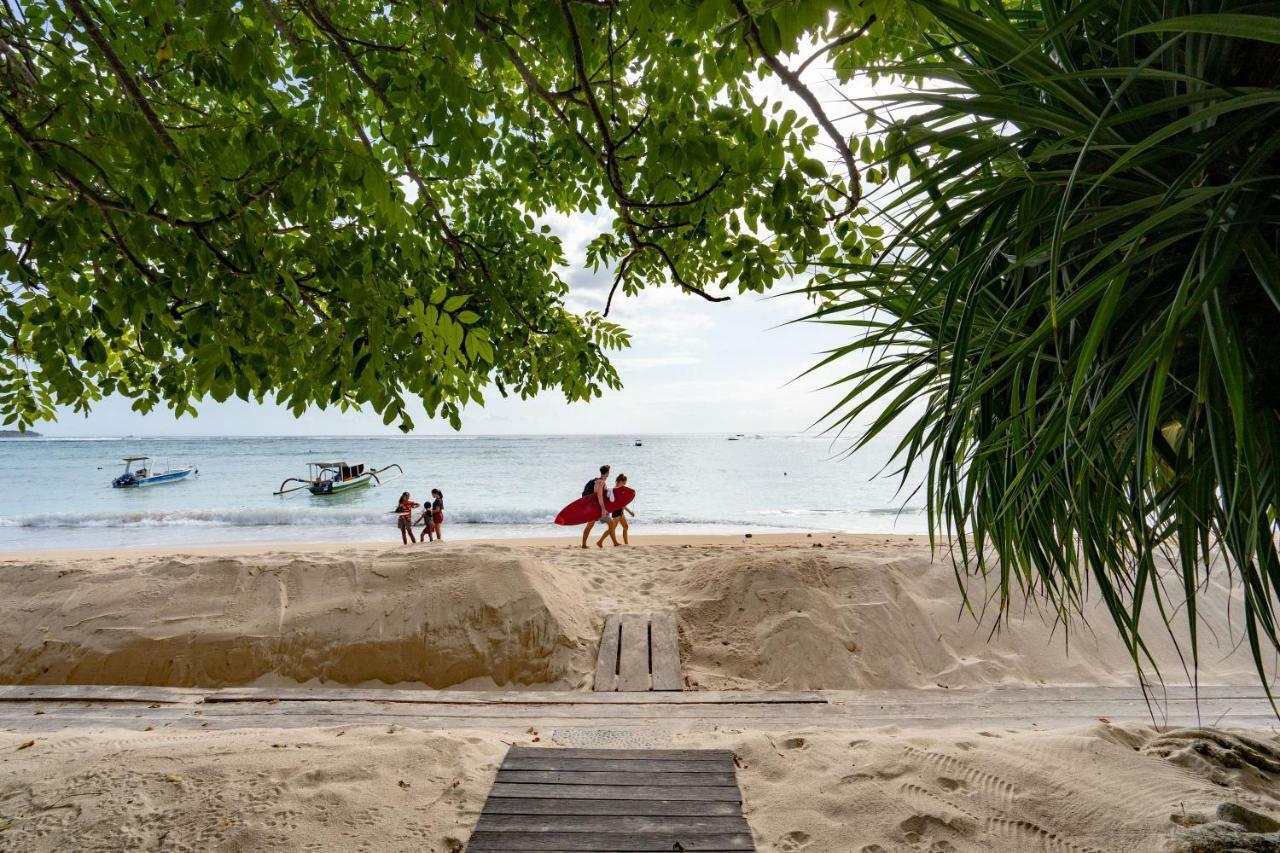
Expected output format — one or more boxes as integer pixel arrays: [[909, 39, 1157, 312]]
[[580, 464, 611, 549], [597, 474, 635, 547]]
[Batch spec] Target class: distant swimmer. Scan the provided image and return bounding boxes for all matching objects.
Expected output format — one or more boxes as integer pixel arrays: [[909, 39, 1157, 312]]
[[395, 491, 419, 545], [581, 464, 611, 549], [597, 473, 635, 548]]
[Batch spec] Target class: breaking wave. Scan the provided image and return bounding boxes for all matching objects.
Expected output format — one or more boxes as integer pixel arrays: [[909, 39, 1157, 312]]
[[0, 507, 561, 529], [0, 507, 793, 529]]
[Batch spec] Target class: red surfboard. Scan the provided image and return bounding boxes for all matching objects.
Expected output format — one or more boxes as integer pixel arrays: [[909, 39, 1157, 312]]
[[554, 486, 635, 526]]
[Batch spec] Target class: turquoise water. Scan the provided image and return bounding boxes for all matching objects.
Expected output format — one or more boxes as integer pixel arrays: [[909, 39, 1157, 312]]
[[0, 434, 926, 550]]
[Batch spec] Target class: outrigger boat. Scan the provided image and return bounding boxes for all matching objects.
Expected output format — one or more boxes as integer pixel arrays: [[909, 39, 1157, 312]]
[[112, 456, 198, 488], [274, 461, 404, 496]]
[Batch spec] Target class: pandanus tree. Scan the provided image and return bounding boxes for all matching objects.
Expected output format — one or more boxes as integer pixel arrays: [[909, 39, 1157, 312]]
[[810, 1, 1280, 690]]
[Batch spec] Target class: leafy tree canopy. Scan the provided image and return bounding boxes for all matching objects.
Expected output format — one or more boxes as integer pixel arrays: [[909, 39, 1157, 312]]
[[0, 0, 897, 430]]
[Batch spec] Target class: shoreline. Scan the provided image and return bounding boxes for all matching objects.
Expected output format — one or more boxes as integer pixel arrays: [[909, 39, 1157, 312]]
[[0, 530, 926, 561]]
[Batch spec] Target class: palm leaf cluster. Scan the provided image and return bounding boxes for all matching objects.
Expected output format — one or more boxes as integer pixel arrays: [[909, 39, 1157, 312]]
[[815, 1, 1280, 688]]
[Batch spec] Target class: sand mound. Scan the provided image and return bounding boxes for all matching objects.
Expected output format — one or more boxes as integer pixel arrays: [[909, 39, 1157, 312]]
[[673, 548, 1267, 690], [0, 545, 593, 688]]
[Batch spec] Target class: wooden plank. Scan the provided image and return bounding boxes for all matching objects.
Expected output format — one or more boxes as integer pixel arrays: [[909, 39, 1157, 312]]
[[189, 702, 844, 719], [482, 798, 743, 817], [12, 694, 1277, 721], [648, 611, 682, 691], [495, 769, 738, 787], [488, 784, 741, 803], [0, 685, 827, 706], [0, 685, 204, 704], [501, 757, 733, 773], [473, 814, 750, 834], [14, 709, 1280, 736], [508, 748, 733, 762], [197, 688, 825, 705], [616, 613, 650, 692], [593, 614, 621, 692], [467, 832, 754, 851], [5, 683, 1269, 707]]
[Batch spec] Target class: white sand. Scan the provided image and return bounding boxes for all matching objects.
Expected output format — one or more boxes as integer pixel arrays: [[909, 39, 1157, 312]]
[[0, 536, 1269, 690], [1, 723, 1277, 851], [0, 536, 1277, 852]]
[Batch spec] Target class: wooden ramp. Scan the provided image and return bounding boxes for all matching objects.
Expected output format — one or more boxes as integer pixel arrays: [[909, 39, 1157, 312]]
[[594, 612, 682, 692], [469, 747, 754, 851]]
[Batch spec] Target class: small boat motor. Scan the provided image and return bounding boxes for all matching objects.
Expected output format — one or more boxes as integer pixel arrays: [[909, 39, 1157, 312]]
[[112, 471, 139, 488]]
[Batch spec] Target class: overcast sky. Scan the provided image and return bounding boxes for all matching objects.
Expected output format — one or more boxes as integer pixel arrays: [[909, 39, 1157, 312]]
[[46, 44, 883, 438], [48, 270, 855, 436]]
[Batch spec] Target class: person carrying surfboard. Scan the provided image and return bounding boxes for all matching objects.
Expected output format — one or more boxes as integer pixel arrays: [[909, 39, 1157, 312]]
[[596, 474, 635, 548], [580, 464, 611, 549]]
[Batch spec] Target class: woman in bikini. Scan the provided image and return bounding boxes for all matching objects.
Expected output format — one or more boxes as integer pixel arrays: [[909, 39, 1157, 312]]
[[596, 474, 635, 547]]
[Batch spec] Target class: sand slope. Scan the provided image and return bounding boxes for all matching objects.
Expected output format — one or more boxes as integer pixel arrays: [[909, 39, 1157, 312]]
[[0, 547, 592, 689], [1, 723, 1277, 852], [0, 539, 1270, 691]]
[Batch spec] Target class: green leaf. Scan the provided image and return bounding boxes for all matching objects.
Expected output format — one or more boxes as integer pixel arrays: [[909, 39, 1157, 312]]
[[1125, 15, 1280, 45], [797, 157, 827, 178], [80, 337, 107, 365]]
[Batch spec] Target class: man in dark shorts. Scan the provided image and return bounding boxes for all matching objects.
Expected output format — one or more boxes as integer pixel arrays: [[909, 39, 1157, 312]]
[[580, 464, 610, 549]]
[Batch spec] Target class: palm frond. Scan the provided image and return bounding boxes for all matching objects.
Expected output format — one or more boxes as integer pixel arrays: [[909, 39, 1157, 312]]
[[813, 0, 1280, 694]]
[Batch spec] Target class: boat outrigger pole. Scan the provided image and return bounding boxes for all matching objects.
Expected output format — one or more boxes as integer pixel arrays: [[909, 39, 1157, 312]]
[[273, 477, 313, 496], [370, 463, 404, 485]]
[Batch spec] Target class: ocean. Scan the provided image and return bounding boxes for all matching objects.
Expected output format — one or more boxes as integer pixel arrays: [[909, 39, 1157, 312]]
[[0, 433, 927, 550]]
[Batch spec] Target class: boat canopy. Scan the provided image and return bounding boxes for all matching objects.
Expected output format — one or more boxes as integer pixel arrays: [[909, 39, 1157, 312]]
[[122, 456, 150, 462], [310, 461, 365, 478]]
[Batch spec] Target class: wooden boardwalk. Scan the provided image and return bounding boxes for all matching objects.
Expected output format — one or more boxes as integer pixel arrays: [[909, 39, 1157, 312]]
[[594, 612, 682, 692], [0, 685, 1274, 734], [469, 747, 754, 851]]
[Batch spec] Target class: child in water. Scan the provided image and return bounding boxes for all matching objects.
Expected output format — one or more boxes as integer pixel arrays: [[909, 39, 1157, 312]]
[[596, 474, 635, 548], [395, 492, 419, 545], [416, 498, 436, 542]]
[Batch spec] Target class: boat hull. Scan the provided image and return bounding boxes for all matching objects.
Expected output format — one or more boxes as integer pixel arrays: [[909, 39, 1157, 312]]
[[308, 473, 374, 495], [112, 467, 197, 488]]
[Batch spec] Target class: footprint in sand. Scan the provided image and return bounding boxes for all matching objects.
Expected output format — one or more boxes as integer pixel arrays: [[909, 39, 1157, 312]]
[[779, 829, 812, 850]]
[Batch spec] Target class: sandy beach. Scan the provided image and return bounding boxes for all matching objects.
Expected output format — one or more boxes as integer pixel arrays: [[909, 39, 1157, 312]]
[[1, 537, 1277, 851]]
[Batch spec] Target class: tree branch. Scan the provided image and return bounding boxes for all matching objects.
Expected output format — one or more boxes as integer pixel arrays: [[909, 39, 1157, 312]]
[[63, 0, 182, 158], [795, 15, 876, 76], [732, 0, 861, 213]]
